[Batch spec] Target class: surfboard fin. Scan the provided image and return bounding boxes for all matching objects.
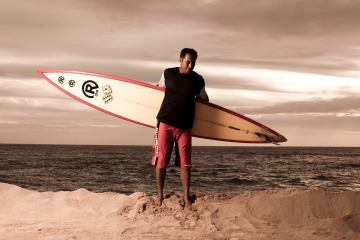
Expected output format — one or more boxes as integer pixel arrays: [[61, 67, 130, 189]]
[[255, 133, 280, 145]]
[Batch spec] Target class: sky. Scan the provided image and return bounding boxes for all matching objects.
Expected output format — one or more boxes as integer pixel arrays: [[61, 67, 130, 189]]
[[1, 0, 360, 146]]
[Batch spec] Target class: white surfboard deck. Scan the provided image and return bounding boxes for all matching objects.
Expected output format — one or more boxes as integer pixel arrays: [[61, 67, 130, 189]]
[[38, 69, 287, 143]]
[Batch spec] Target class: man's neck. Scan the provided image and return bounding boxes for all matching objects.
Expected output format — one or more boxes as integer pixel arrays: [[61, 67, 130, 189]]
[[178, 67, 191, 75]]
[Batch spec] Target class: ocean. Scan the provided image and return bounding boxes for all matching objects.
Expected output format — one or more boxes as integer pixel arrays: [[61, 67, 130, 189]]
[[0, 144, 359, 195]]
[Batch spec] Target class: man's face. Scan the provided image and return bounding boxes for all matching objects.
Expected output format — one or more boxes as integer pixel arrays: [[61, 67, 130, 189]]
[[179, 54, 196, 74]]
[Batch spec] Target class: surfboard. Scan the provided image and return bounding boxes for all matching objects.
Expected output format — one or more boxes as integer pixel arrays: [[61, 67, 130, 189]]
[[37, 69, 287, 144]]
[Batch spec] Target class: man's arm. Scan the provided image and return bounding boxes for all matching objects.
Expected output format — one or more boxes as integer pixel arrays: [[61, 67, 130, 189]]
[[197, 86, 209, 102], [156, 72, 165, 88]]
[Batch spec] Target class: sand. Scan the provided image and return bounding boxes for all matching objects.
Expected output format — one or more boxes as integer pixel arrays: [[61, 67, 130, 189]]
[[0, 182, 359, 240]]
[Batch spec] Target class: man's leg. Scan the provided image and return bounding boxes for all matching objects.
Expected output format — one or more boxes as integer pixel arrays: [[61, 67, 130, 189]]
[[180, 167, 191, 206], [176, 129, 192, 207], [152, 122, 173, 206], [156, 168, 166, 206]]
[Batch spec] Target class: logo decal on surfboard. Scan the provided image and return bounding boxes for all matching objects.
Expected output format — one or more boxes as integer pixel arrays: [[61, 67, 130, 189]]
[[69, 80, 75, 87], [58, 76, 65, 84], [82, 80, 99, 98], [102, 85, 113, 104]]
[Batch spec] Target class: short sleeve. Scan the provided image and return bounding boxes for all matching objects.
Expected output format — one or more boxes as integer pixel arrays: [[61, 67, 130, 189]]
[[157, 71, 165, 87]]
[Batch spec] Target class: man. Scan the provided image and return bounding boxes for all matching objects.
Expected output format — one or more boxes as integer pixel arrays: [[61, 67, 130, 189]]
[[151, 48, 209, 207]]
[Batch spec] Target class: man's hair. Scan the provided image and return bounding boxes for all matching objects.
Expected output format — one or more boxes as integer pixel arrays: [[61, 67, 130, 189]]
[[180, 48, 198, 60]]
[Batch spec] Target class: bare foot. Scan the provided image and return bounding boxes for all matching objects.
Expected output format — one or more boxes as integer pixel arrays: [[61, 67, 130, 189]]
[[155, 196, 163, 206], [184, 199, 192, 210]]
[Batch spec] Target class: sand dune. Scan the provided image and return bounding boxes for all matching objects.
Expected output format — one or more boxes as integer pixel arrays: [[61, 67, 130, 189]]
[[0, 182, 359, 240]]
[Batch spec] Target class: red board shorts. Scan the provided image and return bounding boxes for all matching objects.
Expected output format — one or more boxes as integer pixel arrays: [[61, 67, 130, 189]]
[[151, 122, 192, 169]]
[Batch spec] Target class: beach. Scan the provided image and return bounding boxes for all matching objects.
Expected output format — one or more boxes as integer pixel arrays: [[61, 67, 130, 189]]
[[0, 182, 359, 240], [2, 1, 360, 239]]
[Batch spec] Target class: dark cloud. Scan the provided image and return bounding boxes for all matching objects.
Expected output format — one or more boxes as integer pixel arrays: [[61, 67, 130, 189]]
[[80, 0, 360, 35], [1, 0, 360, 70]]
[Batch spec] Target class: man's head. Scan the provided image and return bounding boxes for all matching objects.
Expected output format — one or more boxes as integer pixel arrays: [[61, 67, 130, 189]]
[[179, 48, 198, 74]]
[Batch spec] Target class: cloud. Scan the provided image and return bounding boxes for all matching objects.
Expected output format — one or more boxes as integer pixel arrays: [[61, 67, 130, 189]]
[[239, 96, 360, 115], [259, 113, 360, 132], [1, 0, 360, 145], [3, 57, 360, 116], [79, 0, 360, 35], [1, 0, 360, 72]]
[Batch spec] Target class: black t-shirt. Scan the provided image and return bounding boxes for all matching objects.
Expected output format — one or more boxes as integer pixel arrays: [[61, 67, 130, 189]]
[[157, 67, 205, 129]]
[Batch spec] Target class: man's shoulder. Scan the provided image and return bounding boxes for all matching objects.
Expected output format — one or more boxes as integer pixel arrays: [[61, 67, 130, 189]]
[[191, 71, 205, 84], [164, 68, 204, 83], [164, 67, 178, 74], [191, 71, 203, 79]]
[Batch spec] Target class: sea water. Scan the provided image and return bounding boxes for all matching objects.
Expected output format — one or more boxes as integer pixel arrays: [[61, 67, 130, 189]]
[[0, 144, 359, 195]]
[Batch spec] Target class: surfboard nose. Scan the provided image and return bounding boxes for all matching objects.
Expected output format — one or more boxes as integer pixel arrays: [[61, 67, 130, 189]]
[[37, 69, 51, 76], [279, 135, 287, 142], [37, 69, 57, 75]]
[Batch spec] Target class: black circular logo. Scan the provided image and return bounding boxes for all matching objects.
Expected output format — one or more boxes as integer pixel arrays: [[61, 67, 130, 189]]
[[82, 80, 99, 98], [58, 76, 65, 84], [69, 80, 75, 87]]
